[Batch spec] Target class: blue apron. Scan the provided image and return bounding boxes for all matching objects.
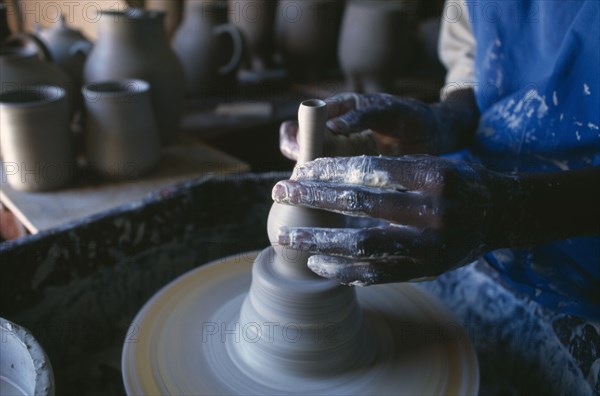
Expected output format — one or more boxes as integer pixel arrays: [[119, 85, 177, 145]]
[[466, 0, 600, 318]]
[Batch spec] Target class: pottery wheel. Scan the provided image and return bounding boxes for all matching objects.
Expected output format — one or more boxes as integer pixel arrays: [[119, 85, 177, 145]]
[[122, 251, 479, 395]]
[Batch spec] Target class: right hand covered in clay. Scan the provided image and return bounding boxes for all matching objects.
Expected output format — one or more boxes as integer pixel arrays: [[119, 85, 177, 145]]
[[280, 91, 479, 160], [272, 155, 516, 285]]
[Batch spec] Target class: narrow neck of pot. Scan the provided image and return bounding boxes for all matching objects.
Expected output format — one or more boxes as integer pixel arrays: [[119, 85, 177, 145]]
[[97, 10, 168, 47]]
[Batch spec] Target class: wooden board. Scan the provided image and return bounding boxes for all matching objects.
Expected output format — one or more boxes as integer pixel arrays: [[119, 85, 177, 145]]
[[0, 142, 249, 233]]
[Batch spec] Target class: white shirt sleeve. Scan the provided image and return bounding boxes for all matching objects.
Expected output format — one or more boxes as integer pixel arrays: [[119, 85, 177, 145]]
[[438, 1, 477, 101]]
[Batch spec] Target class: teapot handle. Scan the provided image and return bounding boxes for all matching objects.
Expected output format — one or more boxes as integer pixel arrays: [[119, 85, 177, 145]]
[[214, 24, 244, 76], [3, 32, 53, 62]]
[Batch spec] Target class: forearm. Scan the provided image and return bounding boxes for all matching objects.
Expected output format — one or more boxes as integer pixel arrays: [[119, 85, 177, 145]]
[[430, 88, 480, 154], [489, 166, 600, 249]]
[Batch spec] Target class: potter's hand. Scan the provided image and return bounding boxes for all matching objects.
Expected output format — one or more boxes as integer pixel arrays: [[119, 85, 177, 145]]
[[272, 155, 511, 285], [280, 91, 479, 160]]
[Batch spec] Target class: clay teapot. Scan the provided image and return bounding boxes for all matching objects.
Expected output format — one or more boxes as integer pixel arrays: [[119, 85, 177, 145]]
[[83, 8, 185, 145], [338, 0, 417, 92], [172, 0, 244, 96], [35, 15, 93, 86], [0, 36, 74, 109], [275, 0, 344, 81]]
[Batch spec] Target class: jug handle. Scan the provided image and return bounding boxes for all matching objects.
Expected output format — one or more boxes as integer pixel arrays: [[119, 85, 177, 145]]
[[3, 32, 53, 62], [69, 40, 93, 58], [214, 24, 244, 76]]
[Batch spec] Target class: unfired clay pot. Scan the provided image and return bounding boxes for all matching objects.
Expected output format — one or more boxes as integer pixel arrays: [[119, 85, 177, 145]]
[[83, 8, 185, 145], [275, 0, 344, 81], [145, 0, 184, 40], [35, 15, 93, 87], [82, 79, 161, 180], [172, 0, 244, 96], [0, 39, 74, 108], [228, 0, 277, 71], [338, 0, 417, 92], [0, 85, 75, 192]]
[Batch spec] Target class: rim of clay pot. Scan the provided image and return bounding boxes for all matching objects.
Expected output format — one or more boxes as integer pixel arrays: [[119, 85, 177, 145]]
[[0, 85, 66, 108], [99, 8, 165, 21], [301, 99, 327, 108], [0, 317, 55, 396], [82, 79, 151, 96]]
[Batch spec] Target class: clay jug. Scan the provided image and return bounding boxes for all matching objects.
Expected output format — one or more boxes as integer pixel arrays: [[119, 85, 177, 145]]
[[338, 0, 417, 93], [275, 0, 344, 81], [172, 0, 244, 96], [228, 0, 277, 72], [0, 37, 74, 109], [145, 0, 184, 40], [35, 15, 93, 87], [83, 8, 185, 145]]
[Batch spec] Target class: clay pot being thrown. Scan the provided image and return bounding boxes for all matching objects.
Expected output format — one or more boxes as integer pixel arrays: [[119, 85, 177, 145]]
[[275, 0, 345, 81], [83, 8, 185, 145], [35, 15, 93, 88], [338, 0, 417, 93], [172, 0, 244, 96], [228, 0, 277, 72]]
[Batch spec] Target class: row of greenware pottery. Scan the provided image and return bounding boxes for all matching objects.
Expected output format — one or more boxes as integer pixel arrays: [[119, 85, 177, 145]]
[[0, 79, 161, 192]]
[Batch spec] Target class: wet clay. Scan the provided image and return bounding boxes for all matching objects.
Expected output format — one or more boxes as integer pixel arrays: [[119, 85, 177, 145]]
[[122, 100, 479, 395]]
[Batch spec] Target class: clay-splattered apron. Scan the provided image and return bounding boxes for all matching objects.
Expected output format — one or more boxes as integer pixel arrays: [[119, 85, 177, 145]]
[[464, 0, 599, 318]]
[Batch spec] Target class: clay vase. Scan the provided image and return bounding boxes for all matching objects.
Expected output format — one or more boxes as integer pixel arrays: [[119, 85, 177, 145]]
[[35, 15, 93, 87], [228, 0, 277, 71], [338, 0, 417, 93], [0, 37, 75, 110], [172, 0, 244, 96], [145, 0, 184, 40], [82, 79, 161, 181], [0, 85, 75, 192], [83, 8, 185, 145], [275, 0, 344, 81]]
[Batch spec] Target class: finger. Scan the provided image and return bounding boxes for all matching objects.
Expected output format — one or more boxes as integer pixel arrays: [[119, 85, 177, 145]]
[[278, 225, 422, 259], [279, 120, 299, 161], [272, 180, 435, 227], [307, 255, 438, 285], [324, 93, 363, 118], [291, 155, 444, 191]]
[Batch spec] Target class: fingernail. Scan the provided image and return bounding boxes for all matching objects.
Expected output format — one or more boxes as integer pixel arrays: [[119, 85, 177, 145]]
[[278, 229, 290, 246], [327, 118, 349, 134], [272, 181, 290, 202]]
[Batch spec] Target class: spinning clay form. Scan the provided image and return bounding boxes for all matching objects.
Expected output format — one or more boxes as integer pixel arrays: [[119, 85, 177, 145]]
[[122, 100, 479, 395]]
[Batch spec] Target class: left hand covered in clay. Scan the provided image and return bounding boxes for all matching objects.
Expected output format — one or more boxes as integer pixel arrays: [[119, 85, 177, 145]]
[[272, 155, 514, 285]]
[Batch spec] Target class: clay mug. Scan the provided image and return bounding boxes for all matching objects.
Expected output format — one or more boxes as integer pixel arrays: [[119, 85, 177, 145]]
[[338, 0, 417, 93], [82, 79, 161, 181], [228, 0, 277, 71], [34, 15, 93, 87], [83, 8, 185, 145], [172, 0, 244, 96], [145, 0, 184, 40], [0, 36, 74, 110], [275, 0, 344, 81], [0, 85, 76, 192]]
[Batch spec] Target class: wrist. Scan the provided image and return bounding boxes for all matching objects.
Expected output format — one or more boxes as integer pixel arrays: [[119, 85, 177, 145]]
[[429, 89, 480, 154]]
